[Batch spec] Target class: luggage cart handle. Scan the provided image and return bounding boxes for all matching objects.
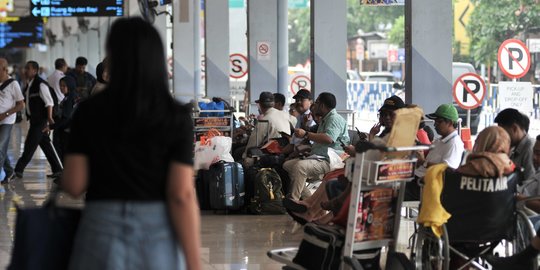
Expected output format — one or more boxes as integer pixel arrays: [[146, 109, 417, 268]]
[[355, 141, 432, 154]]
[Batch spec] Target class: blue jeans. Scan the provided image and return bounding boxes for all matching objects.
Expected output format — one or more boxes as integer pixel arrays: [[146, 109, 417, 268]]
[[69, 201, 186, 270], [0, 124, 13, 176]]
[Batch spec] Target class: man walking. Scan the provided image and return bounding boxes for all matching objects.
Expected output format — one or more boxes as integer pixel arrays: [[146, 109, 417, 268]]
[[14, 61, 62, 179], [0, 58, 24, 184], [66, 56, 96, 100]]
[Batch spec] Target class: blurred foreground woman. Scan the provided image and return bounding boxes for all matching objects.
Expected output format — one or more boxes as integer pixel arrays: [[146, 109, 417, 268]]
[[63, 17, 201, 270]]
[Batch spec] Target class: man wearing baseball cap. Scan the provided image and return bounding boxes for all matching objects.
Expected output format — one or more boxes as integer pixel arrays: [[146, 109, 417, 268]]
[[292, 89, 315, 130], [369, 95, 406, 141], [242, 92, 291, 161], [406, 103, 464, 200]]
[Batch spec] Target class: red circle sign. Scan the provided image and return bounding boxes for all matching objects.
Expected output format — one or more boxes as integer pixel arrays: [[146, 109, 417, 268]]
[[229, 53, 248, 79], [258, 44, 269, 55], [497, 39, 531, 79], [290, 75, 311, 94], [452, 73, 486, 110]]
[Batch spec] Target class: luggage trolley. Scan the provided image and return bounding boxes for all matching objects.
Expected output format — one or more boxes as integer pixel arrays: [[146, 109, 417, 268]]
[[267, 144, 430, 269]]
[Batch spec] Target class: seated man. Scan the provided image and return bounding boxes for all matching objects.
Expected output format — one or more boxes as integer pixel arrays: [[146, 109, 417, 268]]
[[406, 104, 464, 201], [242, 92, 291, 164], [283, 92, 350, 200], [495, 108, 534, 186], [273, 93, 297, 128]]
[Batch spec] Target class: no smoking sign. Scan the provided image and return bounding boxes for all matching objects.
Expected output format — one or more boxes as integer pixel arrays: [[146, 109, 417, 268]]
[[452, 73, 486, 110], [498, 39, 531, 79]]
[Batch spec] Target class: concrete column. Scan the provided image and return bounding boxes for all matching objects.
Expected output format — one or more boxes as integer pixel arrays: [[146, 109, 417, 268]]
[[205, 0, 230, 99], [277, 0, 288, 94], [172, 0, 200, 103], [311, 0, 347, 110], [247, 0, 278, 103], [405, 0, 452, 113]]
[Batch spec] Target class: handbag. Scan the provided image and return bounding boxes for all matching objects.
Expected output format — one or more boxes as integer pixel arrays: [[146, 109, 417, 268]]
[[8, 194, 82, 270]]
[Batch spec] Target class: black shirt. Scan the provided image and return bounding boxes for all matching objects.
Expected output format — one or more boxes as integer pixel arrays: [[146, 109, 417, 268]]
[[67, 93, 194, 201]]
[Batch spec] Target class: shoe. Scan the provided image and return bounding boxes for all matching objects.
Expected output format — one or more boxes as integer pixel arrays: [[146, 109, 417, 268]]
[[47, 172, 62, 178], [14, 171, 23, 179], [283, 198, 308, 213], [286, 209, 308, 225], [2, 171, 14, 183]]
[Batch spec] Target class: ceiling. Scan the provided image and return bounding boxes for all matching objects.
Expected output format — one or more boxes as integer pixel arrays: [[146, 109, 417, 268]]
[[9, 0, 30, 18]]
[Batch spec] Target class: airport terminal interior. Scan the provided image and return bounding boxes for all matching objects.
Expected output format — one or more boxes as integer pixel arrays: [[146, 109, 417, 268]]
[[1, 0, 540, 269]]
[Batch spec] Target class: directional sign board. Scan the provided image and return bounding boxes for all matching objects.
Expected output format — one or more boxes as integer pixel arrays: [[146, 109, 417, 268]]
[[290, 75, 311, 94], [452, 73, 486, 109], [229, 53, 248, 79], [0, 17, 44, 48], [497, 39, 531, 79], [30, 0, 124, 17]]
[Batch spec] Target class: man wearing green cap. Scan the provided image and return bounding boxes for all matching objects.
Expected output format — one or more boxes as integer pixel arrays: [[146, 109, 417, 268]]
[[405, 103, 464, 200]]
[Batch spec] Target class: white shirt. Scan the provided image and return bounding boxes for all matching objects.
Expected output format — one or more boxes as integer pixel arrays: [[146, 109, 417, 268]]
[[47, 69, 65, 101], [25, 79, 54, 116], [243, 107, 291, 158], [415, 130, 464, 178], [0, 77, 24, 125]]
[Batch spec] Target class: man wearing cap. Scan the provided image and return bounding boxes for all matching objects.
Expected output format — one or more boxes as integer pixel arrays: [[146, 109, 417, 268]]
[[369, 95, 406, 141], [293, 89, 315, 130], [405, 104, 464, 200], [283, 92, 350, 201], [242, 92, 291, 161]]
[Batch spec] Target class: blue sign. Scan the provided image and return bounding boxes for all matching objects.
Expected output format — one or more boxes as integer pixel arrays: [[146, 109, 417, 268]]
[[30, 0, 124, 17], [398, 48, 405, 62], [0, 17, 44, 49]]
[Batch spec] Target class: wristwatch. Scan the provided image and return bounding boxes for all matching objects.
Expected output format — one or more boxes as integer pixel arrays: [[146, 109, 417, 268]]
[[4, 112, 9, 117]]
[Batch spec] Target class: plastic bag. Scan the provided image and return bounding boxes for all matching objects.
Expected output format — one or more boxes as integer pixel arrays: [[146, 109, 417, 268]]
[[328, 148, 346, 171], [194, 136, 233, 170]]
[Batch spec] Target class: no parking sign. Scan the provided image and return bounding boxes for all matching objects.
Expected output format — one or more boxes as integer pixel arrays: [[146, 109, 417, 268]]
[[498, 39, 531, 79], [290, 75, 311, 94], [452, 73, 486, 110]]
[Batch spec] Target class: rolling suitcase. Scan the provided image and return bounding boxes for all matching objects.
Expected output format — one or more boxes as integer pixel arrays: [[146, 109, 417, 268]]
[[209, 161, 245, 211]]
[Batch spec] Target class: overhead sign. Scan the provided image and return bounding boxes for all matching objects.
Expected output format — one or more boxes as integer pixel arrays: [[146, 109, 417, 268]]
[[360, 0, 404, 5], [290, 75, 311, 94], [30, 0, 124, 17], [0, 17, 44, 49], [497, 39, 531, 79], [229, 53, 248, 79], [498, 81, 534, 113], [452, 73, 486, 110]]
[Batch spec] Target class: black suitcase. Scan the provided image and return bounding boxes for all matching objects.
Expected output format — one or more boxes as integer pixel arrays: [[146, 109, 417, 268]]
[[195, 170, 212, 210], [209, 161, 245, 211]]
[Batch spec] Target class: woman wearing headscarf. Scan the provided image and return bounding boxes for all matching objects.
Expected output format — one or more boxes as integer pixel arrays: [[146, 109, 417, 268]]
[[456, 126, 514, 177]]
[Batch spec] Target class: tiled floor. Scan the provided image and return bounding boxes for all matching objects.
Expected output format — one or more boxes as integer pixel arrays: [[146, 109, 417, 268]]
[[0, 123, 418, 270]]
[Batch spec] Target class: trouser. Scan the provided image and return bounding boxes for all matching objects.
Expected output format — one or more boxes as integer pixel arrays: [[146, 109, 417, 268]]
[[283, 158, 330, 200], [53, 129, 69, 163], [15, 120, 62, 174], [0, 124, 13, 176], [404, 176, 422, 201]]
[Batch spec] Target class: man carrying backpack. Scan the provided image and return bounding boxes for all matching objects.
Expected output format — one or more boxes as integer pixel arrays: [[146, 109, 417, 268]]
[[0, 58, 25, 184], [14, 61, 63, 179]]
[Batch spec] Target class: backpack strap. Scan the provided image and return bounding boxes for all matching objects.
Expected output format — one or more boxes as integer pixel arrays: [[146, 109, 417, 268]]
[[0, 78, 14, 91]]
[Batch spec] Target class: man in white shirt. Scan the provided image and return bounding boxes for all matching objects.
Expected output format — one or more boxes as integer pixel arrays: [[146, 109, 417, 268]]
[[242, 92, 292, 165], [14, 61, 63, 179], [273, 93, 297, 128], [47, 58, 68, 101], [0, 58, 24, 184], [405, 104, 464, 200]]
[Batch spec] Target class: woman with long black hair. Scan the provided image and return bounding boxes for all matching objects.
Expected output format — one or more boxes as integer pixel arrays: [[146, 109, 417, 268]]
[[63, 17, 201, 270]]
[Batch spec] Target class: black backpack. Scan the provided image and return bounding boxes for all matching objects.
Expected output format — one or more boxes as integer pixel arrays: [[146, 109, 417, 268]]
[[249, 168, 286, 215]]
